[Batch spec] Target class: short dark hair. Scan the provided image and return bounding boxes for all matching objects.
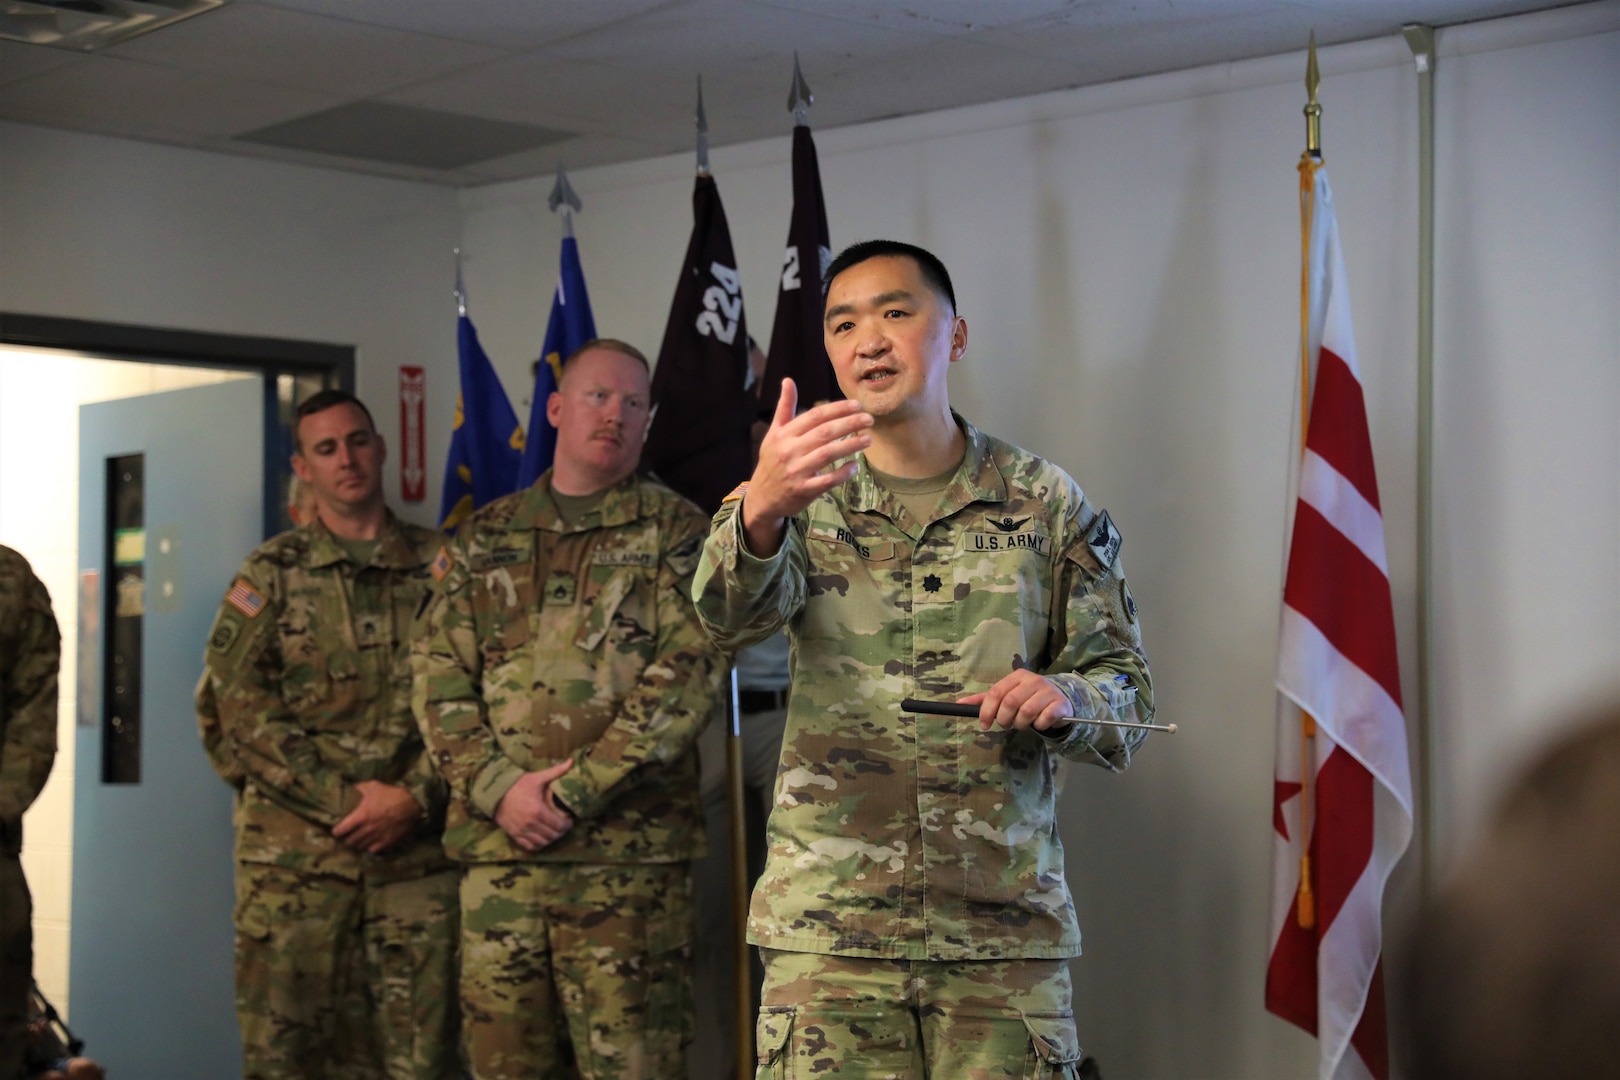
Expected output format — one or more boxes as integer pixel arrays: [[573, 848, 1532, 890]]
[[562, 338, 650, 376], [822, 239, 957, 313], [294, 389, 375, 452]]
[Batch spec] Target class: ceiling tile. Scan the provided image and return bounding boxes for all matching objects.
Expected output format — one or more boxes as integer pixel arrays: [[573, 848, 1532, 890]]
[[976, 2, 1376, 81], [534, 0, 934, 88], [459, 133, 678, 183], [107, 1, 508, 97], [0, 40, 81, 86], [748, 0, 1104, 35], [383, 51, 717, 134], [236, 101, 572, 169], [0, 55, 338, 138], [251, 0, 673, 49]]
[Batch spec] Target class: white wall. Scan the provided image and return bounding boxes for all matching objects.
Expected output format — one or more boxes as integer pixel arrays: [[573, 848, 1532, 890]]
[[0, 132, 459, 1021], [0, 123, 462, 518], [0, 349, 251, 1012], [456, 6, 1620, 1077]]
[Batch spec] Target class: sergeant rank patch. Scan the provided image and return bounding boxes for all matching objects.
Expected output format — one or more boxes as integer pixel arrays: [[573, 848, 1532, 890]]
[[225, 579, 266, 618]]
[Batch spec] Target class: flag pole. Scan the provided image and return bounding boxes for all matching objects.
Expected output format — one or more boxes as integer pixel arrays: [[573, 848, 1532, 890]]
[[690, 73, 753, 1080], [1294, 33, 1322, 932], [453, 246, 467, 317], [1401, 23, 1438, 901], [549, 161, 583, 238]]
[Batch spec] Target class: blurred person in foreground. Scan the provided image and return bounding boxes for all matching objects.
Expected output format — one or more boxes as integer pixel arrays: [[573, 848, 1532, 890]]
[[0, 546, 58, 1080], [1402, 698, 1620, 1080]]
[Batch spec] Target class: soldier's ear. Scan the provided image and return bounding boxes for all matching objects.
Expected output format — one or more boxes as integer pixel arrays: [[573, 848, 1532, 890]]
[[290, 453, 312, 483], [949, 316, 968, 362]]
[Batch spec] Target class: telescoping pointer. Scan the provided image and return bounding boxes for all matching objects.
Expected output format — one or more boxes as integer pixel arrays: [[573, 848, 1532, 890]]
[[900, 698, 1177, 734]]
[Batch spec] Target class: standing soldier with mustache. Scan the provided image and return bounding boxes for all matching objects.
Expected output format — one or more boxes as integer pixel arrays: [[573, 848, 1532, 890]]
[[694, 241, 1155, 1077], [414, 339, 724, 1080]]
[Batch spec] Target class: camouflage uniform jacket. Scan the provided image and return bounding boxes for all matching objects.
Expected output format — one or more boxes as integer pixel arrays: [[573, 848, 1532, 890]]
[[692, 414, 1155, 961], [197, 515, 451, 882], [0, 546, 59, 858], [412, 472, 723, 865]]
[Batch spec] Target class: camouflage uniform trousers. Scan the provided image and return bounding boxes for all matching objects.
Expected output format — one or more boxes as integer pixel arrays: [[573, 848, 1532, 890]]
[[0, 855, 29, 1080], [460, 861, 695, 1080], [234, 863, 460, 1080], [755, 949, 1083, 1079]]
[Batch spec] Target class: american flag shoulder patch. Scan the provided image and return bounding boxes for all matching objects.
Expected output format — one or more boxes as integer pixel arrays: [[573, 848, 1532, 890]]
[[225, 579, 267, 618], [722, 482, 749, 504], [431, 546, 452, 582]]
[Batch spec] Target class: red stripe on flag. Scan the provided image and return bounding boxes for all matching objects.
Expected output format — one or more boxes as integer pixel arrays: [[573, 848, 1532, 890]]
[[1304, 346, 1382, 512], [1313, 745, 1374, 933], [1283, 503, 1405, 708], [1265, 746, 1376, 1036]]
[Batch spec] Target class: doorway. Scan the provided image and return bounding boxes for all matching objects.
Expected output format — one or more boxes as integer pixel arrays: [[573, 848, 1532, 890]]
[[0, 313, 351, 1071]]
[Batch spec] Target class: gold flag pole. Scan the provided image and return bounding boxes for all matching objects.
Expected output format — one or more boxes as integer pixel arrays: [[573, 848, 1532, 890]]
[[1295, 32, 1322, 932]]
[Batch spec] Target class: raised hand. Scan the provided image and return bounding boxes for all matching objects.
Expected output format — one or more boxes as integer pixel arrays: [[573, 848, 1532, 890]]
[[741, 377, 873, 556]]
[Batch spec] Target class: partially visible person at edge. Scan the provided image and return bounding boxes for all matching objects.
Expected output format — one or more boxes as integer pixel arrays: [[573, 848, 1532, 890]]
[[0, 545, 59, 1080], [196, 389, 458, 1079], [692, 239, 1155, 1077], [1401, 698, 1620, 1080], [413, 339, 725, 1080]]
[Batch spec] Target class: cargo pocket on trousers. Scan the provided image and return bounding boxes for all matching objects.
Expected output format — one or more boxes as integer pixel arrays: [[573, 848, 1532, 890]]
[[644, 913, 695, 1052], [1022, 1012, 1082, 1079], [755, 1007, 794, 1079]]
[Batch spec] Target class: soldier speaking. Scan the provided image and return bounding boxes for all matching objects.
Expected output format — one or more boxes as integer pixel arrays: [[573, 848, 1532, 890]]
[[694, 240, 1155, 1077]]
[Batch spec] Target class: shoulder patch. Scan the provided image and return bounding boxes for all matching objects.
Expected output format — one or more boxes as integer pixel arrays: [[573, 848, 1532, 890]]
[[225, 579, 267, 618], [722, 481, 749, 503], [431, 546, 452, 582], [209, 618, 241, 653], [1086, 510, 1122, 569]]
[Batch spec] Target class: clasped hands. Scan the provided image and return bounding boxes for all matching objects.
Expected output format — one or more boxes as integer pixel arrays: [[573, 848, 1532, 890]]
[[494, 758, 576, 852]]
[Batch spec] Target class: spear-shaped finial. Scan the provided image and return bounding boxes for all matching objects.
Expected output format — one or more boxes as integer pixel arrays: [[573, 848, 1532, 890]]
[[1304, 32, 1322, 158], [453, 246, 466, 317], [788, 50, 813, 125], [549, 163, 582, 238], [695, 75, 711, 175]]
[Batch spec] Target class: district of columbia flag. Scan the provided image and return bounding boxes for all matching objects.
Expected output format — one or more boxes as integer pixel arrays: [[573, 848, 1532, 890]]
[[438, 313, 523, 530], [1266, 157, 1413, 1080], [519, 231, 597, 489]]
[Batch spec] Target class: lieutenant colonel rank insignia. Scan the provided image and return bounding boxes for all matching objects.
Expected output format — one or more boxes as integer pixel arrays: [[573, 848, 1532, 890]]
[[225, 579, 266, 618], [1086, 510, 1122, 569], [431, 546, 452, 582]]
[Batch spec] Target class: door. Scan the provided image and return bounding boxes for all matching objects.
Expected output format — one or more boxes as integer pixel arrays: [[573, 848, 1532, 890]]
[[72, 377, 263, 1077]]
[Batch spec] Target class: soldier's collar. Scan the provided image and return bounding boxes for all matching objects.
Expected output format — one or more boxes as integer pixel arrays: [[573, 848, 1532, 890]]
[[303, 512, 419, 569], [844, 411, 1005, 514], [512, 472, 645, 532]]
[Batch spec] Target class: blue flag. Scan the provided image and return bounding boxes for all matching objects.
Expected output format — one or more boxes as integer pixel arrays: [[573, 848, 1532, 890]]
[[439, 313, 523, 528], [518, 234, 597, 488]]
